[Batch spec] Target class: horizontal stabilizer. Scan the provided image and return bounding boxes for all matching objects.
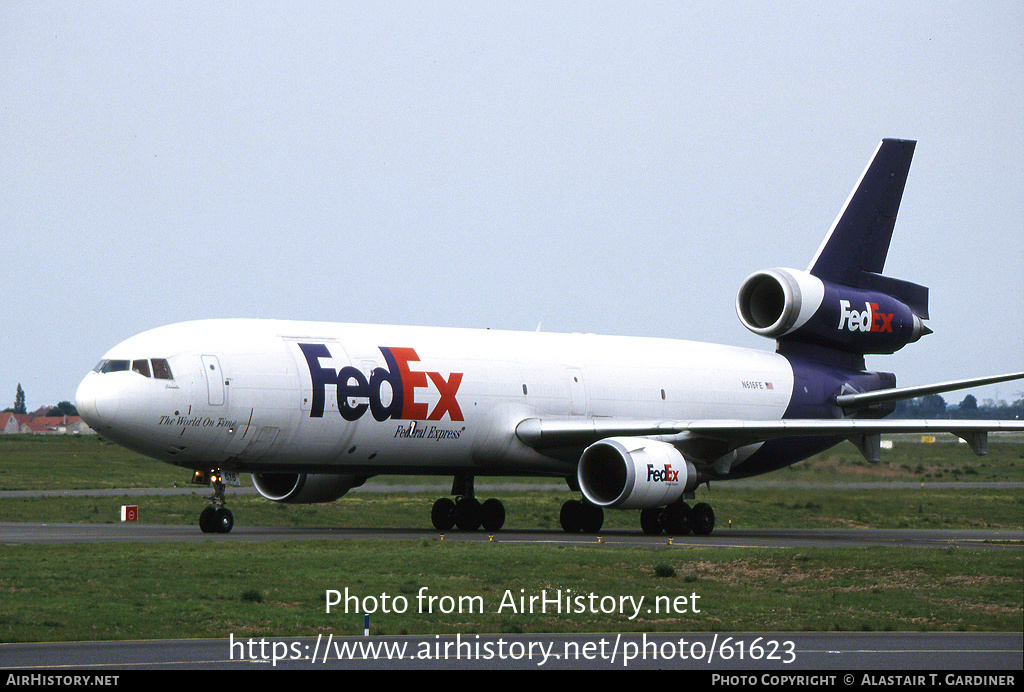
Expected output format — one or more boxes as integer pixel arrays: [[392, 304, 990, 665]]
[[857, 272, 930, 320], [836, 371, 1024, 410]]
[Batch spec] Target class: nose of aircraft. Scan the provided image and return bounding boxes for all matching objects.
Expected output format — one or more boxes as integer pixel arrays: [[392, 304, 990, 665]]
[[75, 372, 121, 431]]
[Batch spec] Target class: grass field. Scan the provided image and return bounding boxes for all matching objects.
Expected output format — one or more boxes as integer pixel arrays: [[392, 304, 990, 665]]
[[2, 433, 1023, 492], [0, 434, 1021, 642]]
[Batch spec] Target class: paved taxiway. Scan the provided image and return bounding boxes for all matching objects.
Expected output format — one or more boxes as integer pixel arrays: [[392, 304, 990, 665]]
[[3, 632, 1021, 670], [2, 521, 1022, 550], [3, 479, 1023, 548]]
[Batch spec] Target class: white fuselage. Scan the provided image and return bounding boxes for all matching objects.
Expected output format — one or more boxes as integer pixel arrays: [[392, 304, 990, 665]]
[[75, 319, 794, 477]]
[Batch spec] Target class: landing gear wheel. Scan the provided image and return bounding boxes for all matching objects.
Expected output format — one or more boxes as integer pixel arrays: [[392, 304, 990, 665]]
[[480, 498, 506, 532], [454, 497, 482, 531], [431, 497, 456, 531], [213, 507, 234, 534], [580, 501, 603, 533], [435, 477, 504, 532], [664, 502, 692, 536], [691, 502, 715, 536], [560, 499, 604, 533], [199, 506, 216, 533], [640, 507, 664, 535], [560, 500, 583, 533], [200, 506, 233, 533]]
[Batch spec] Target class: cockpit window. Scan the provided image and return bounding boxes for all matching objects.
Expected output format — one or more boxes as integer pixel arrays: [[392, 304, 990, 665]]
[[93, 358, 173, 380], [152, 358, 173, 380], [94, 359, 129, 374]]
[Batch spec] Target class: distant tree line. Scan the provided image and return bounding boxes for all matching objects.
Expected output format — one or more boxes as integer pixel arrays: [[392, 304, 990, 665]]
[[3, 384, 79, 416], [893, 394, 1024, 420], [46, 401, 80, 416]]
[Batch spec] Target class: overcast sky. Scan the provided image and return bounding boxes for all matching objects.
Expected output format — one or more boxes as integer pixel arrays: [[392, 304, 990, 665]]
[[3, 1, 1022, 412]]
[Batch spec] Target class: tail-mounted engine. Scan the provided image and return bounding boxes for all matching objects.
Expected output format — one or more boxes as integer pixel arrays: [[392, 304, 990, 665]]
[[578, 437, 699, 510], [736, 268, 929, 355]]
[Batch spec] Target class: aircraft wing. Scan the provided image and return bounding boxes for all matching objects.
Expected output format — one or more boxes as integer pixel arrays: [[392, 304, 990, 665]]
[[518, 370, 1024, 465], [516, 416, 1024, 464]]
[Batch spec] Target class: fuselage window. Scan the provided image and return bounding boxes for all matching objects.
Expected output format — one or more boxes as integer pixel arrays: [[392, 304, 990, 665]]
[[132, 360, 152, 377], [152, 358, 174, 380]]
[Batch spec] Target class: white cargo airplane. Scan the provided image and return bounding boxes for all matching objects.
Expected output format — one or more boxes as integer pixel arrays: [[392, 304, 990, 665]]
[[76, 139, 1024, 535]]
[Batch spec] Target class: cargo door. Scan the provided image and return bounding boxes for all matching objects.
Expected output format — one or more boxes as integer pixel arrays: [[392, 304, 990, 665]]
[[567, 367, 587, 416], [202, 355, 225, 406]]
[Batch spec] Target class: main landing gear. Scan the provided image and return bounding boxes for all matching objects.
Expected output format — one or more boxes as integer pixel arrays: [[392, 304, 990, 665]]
[[431, 475, 506, 532], [639, 500, 715, 536], [559, 498, 604, 533], [192, 469, 235, 534]]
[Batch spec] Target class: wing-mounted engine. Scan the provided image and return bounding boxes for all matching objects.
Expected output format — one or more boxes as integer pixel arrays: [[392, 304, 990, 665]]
[[577, 437, 699, 509], [252, 472, 364, 504], [736, 267, 930, 355]]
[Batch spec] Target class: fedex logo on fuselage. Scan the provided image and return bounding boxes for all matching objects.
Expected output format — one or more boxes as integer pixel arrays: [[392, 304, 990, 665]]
[[647, 464, 679, 483], [838, 300, 894, 333], [298, 343, 464, 422]]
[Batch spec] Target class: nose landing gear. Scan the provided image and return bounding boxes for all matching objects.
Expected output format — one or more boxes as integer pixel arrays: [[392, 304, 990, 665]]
[[192, 469, 237, 533]]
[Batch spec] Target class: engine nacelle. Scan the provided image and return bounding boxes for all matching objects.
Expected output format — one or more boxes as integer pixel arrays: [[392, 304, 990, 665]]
[[251, 472, 362, 504], [736, 268, 928, 354], [578, 437, 697, 510]]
